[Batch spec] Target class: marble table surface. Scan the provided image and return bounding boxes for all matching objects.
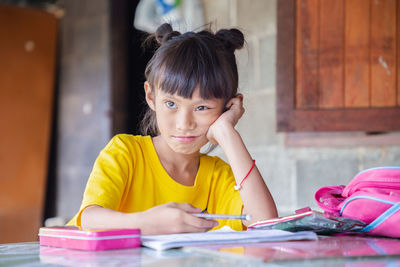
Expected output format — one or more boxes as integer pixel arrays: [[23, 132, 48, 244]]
[[1, 235, 400, 266]]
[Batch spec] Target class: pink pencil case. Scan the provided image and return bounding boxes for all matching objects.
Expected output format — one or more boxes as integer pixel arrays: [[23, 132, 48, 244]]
[[39, 227, 141, 251]]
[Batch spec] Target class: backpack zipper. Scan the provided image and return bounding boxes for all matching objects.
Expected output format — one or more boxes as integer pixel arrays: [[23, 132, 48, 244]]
[[343, 167, 400, 196], [344, 181, 400, 196]]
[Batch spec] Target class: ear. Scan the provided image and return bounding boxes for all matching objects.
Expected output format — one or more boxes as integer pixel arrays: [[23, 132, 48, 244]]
[[144, 81, 156, 111]]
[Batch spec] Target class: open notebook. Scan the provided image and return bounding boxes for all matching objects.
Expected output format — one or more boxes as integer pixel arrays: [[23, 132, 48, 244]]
[[141, 226, 317, 250]]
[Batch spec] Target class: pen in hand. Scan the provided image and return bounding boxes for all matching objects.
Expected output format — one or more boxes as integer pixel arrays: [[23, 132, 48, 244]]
[[192, 213, 252, 221]]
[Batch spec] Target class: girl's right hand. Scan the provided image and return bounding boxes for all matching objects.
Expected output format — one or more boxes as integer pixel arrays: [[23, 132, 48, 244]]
[[139, 202, 219, 235], [206, 94, 245, 145]]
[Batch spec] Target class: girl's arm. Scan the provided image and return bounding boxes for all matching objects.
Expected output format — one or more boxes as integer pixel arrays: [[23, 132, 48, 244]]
[[207, 95, 278, 226], [81, 202, 218, 235]]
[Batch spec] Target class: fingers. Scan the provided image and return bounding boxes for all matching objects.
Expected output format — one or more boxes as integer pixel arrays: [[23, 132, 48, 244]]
[[224, 96, 245, 126], [171, 202, 202, 213], [180, 214, 219, 233], [225, 98, 235, 110], [165, 202, 218, 233], [174, 203, 218, 229], [185, 213, 219, 228], [225, 95, 244, 111], [235, 93, 244, 101]]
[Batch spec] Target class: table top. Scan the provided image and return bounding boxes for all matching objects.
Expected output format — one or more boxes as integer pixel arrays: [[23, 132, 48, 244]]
[[1, 235, 400, 266]]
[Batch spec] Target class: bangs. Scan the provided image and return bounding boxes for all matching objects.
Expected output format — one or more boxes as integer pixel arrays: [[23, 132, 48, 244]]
[[147, 33, 237, 100]]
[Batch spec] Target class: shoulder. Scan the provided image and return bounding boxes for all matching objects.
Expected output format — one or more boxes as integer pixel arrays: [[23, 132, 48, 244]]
[[105, 134, 150, 151], [202, 154, 233, 177], [100, 134, 153, 161], [95, 134, 151, 170]]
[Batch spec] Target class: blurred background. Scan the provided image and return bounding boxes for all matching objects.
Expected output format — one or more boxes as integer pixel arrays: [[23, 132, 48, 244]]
[[1, 0, 399, 243]]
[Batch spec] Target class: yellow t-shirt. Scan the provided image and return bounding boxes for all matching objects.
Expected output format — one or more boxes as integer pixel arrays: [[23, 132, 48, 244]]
[[67, 134, 244, 230]]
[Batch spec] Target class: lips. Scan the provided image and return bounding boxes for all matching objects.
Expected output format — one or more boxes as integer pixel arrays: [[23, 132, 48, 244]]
[[172, 136, 199, 143]]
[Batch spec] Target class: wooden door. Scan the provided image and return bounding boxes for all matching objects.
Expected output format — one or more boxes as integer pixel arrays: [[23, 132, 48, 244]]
[[0, 4, 57, 242]]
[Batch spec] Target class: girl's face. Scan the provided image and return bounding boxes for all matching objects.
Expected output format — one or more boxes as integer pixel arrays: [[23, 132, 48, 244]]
[[145, 82, 225, 155]]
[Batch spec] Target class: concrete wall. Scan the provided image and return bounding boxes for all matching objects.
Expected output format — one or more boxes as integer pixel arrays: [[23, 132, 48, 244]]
[[203, 0, 400, 215], [55, 0, 111, 219]]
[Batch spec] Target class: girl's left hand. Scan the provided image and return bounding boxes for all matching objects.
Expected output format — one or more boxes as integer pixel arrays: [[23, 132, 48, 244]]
[[207, 94, 245, 144]]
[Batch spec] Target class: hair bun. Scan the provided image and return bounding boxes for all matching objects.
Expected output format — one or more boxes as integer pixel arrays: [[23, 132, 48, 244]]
[[155, 23, 181, 45], [216, 29, 244, 52]]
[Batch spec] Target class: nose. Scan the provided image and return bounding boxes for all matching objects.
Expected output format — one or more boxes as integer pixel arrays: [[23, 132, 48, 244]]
[[176, 110, 195, 131]]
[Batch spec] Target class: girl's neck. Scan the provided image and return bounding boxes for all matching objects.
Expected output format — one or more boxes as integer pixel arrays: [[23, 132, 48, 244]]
[[152, 136, 200, 186]]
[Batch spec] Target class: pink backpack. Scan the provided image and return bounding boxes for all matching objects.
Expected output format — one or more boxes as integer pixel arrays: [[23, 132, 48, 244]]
[[315, 167, 400, 238]]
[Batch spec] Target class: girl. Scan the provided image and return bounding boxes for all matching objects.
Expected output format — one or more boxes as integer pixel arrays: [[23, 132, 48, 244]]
[[67, 23, 277, 235]]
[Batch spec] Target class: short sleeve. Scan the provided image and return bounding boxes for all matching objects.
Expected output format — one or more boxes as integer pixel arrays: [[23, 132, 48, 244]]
[[207, 157, 244, 231], [66, 135, 134, 227]]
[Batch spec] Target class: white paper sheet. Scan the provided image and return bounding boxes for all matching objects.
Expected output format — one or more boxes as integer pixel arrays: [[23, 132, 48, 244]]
[[141, 227, 317, 250]]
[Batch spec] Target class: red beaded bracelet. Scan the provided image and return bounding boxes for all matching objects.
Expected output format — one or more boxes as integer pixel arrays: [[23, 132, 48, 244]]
[[234, 159, 256, 190]]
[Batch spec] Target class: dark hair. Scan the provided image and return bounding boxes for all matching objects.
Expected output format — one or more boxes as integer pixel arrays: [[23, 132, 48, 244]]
[[140, 23, 245, 136]]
